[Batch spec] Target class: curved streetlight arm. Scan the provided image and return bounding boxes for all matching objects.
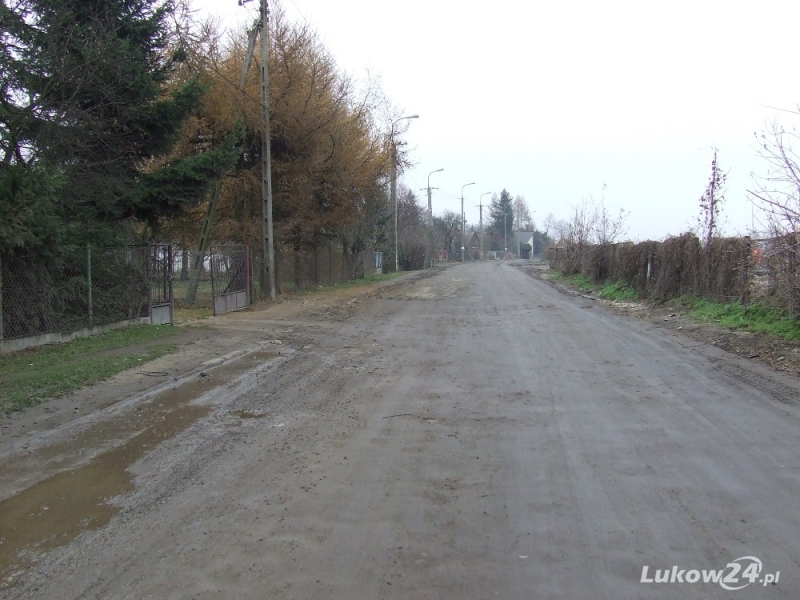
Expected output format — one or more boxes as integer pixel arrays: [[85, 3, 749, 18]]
[[390, 114, 420, 140], [427, 168, 444, 189], [426, 168, 444, 226], [461, 182, 476, 220]]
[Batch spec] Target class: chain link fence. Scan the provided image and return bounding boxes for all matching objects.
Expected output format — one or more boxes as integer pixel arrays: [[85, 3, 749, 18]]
[[273, 242, 380, 294], [172, 247, 213, 310], [0, 246, 151, 348], [1, 240, 390, 349], [169, 245, 249, 314]]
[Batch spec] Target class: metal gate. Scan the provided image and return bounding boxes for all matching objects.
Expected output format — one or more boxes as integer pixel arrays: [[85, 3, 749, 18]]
[[210, 245, 250, 315], [149, 244, 174, 325]]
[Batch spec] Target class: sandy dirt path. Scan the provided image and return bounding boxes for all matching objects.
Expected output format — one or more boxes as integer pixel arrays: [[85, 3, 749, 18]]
[[2, 262, 800, 599]]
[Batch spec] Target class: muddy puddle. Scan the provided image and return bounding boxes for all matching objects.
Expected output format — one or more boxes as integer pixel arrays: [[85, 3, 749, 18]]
[[0, 349, 280, 589]]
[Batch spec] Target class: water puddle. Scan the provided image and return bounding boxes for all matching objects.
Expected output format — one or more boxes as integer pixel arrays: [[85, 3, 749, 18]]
[[0, 403, 208, 587], [0, 348, 282, 589]]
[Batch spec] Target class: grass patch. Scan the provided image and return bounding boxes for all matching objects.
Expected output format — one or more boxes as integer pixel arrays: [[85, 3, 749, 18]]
[[553, 272, 639, 301], [674, 297, 800, 341], [567, 274, 596, 293], [551, 272, 799, 341], [598, 281, 639, 301], [0, 325, 182, 413]]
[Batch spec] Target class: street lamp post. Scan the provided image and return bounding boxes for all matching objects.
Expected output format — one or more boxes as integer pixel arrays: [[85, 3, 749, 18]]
[[426, 168, 444, 227], [424, 168, 443, 269], [390, 114, 419, 272], [460, 182, 475, 261], [477, 192, 491, 260]]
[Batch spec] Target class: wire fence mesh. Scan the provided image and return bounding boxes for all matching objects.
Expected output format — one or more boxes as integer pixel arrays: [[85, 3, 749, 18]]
[[1, 240, 389, 348], [210, 245, 248, 297], [269, 242, 380, 294], [0, 246, 151, 344], [171, 247, 213, 310]]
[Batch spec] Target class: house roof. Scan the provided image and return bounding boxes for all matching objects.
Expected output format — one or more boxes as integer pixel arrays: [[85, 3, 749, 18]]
[[515, 231, 535, 245]]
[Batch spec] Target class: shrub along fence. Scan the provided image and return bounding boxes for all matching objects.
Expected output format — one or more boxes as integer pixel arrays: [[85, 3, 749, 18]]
[[0, 245, 153, 351], [0, 238, 390, 352], [549, 233, 800, 315]]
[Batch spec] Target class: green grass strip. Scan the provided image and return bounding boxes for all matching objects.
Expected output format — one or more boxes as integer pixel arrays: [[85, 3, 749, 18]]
[[556, 273, 639, 301], [0, 326, 181, 413], [598, 281, 639, 301], [550, 271, 799, 340], [674, 297, 800, 341]]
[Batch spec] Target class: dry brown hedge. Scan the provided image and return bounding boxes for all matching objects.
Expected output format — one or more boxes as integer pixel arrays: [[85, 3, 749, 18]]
[[551, 233, 753, 304]]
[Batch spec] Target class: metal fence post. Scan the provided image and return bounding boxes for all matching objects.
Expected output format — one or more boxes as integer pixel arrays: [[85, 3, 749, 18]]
[[244, 245, 251, 306], [740, 237, 752, 304], [146, 243, 153, 324], [209, 245, 217, 316], [168, 244, 175, 326], [0, 254, 4, 351], [248, 246, 255, 303], [314, 244, 319, 286], [86, 242, 93, 329]]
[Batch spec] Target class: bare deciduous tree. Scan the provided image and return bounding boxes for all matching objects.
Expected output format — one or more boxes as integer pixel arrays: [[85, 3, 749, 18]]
[[433, 210, 461, 255], [514, 195, 534, 230], [698, 147, 727, 247], [593, 201, 628, 245], [542, 213, 569, 243], [748, 118, 800, 314], [396, 184, 429, 270], [565, 200, 596, 249], [749, 119, 800, 236]]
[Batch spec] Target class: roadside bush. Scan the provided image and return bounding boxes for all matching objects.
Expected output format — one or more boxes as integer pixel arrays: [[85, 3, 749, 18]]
[[551, 233, 755, 306]]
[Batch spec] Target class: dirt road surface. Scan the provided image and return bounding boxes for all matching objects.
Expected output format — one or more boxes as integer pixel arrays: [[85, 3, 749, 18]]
[[2, 262, 800, 599]]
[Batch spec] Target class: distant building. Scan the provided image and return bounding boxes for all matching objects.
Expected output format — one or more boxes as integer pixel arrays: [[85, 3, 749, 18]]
[[515, 230, 536, 258]]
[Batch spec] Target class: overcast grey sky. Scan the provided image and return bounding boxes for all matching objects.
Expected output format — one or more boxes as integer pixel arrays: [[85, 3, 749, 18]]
[[192, 0, 800, 240]]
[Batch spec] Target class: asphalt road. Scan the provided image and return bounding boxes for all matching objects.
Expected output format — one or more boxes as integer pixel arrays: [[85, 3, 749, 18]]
[[4, 262, 800, 599]]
